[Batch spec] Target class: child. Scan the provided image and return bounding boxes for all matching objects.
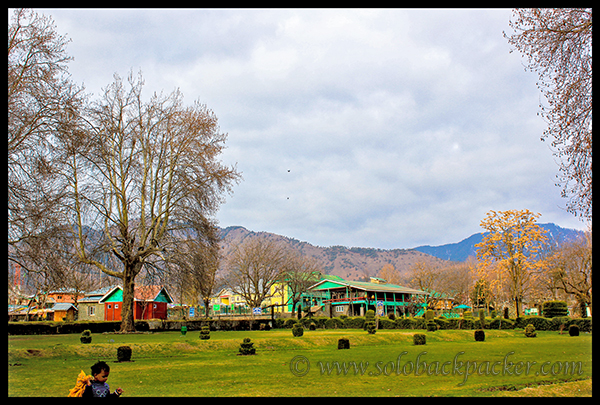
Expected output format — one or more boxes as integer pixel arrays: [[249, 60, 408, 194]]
[[83, 361, 123, 397]]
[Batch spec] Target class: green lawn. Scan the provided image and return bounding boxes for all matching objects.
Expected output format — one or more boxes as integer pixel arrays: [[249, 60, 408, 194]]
[[8, 328, 592, 397]]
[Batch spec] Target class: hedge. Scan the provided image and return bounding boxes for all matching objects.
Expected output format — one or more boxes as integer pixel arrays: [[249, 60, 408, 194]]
[[8, 315, 592, 335]]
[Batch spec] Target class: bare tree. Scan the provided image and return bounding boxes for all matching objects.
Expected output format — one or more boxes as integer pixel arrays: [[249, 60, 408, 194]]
[[64, 72, 240, 332], [505, 8, 592, 221], [281, 252, 321, 318], [546, 230, 592, 316], [8, 8, 84, 247], [168, 217, 221, 317], [226, 238, 285, 310]]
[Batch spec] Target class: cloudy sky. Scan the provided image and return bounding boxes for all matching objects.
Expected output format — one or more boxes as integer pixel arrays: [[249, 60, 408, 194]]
[[37, 8, 586, 249]]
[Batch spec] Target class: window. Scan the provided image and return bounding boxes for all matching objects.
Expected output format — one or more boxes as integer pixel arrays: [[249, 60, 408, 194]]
[[335, 305, 345, 313], [107, 304, 112, 309], [115, 304, 119, 309], [88, 306, 95, 316], [153, 303, 157, 309]]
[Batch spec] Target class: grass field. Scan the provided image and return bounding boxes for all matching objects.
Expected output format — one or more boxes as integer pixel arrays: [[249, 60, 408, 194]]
[[8, 328, 592, 397]]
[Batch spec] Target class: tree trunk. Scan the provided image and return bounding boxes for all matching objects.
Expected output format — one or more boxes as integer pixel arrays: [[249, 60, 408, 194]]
[[203, 297, 211, 318], [119, 267, 137, 333]]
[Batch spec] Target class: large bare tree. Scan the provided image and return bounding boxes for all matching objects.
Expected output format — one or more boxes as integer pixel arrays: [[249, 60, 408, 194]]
[[8, 8, 84, 247], [505, 8, 592, 221], [65, 72, 240, 332]]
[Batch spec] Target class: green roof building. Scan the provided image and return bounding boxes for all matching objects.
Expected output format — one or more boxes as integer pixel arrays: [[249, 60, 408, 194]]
[[306, 276, 428, 317]]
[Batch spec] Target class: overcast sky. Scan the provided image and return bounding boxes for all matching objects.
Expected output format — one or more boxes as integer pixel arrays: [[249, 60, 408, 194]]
[[37, 8, 587, 249]]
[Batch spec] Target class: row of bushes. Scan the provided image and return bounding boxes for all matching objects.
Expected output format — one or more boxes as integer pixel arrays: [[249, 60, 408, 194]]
[[8, 314, 592, 335], [7, 318, 273, 335], [275, 315, 592, 333]]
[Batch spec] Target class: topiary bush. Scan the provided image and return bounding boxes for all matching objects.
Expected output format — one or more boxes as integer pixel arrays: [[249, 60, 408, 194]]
[[309, 322, 316, 331], [474, 329, 485, 342], [426, 320, 437, 332], [569, 324, 580, 337], [238, 338, 256, 355], [117, 345, 132, 362], [80, 329, 92, 344], [413, 333, 426, 345], [364, 309, 376, 334], [524, 324, 537, 338], [542, 301, 569, 318], [338, 338, 350, 350], [199, 325, 210, 340], [292, 323, 304, 337]]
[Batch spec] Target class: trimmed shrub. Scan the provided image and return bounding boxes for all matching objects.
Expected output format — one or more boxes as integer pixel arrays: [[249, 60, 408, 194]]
[[395, 317, 417, 329], [324, 317, 343, 329], [424, 309, 435, 321], [309, 322, 316, 331], [569, 324, 580, 337], [515, 316, 552, 331], [524, 324, 537, 338], [413, 333, 426, 345], [570, 318, 592, 333], [478, 309, 486, 329], [365, 310, 376, 325], [284, 318, 298, 328], [489, 318, 515, 330], [80, 330, 92, 344], [344, 316, 365, 329], [366, 321, 377, 334], [238, 338, 256, 355], [199, 325, 210, 340], [474, 330, 485, 342], [543, 301, 569, 318], [379, 317, 396, 329], [434, 317, 449, 330], [117, 345, 132, 362], [292, 323, 304, 337], [338, 338, 350, 350], [463, 310, 473, 319], [426, 320, 437, 332]]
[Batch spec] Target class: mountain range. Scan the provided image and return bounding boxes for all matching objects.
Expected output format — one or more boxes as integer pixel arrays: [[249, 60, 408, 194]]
[[412, 223, 586, 261], [217, 223, 585, 281]]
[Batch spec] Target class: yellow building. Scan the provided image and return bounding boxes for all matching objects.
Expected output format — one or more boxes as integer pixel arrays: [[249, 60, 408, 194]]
[[209, 283, 292, 315]]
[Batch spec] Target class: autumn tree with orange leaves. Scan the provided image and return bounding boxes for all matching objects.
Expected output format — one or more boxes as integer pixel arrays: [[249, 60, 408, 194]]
[[475, 209, 549, 317]]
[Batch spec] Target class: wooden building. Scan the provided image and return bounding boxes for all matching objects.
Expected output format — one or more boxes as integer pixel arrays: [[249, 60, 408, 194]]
[[100, 285, 174, 321], [307, 276, 428, 317]]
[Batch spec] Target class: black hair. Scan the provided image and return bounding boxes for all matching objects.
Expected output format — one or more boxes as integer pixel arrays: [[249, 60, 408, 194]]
[[91, 361, 110, 376]]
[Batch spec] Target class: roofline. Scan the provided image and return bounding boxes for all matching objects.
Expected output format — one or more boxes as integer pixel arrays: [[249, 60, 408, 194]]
[[98, 285, 174, 304], [308, 278, 428, 295]]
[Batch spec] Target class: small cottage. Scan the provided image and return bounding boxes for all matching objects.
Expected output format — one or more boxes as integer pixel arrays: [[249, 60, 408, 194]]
[[52, 302, 77, 321], [77, 286, 116, 321], [100, 285, 173, 321]]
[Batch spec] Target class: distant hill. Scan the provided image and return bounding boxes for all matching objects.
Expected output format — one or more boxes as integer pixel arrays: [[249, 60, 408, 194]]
[[218, 226, 446, 281], [413, 223, 586, 262]]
